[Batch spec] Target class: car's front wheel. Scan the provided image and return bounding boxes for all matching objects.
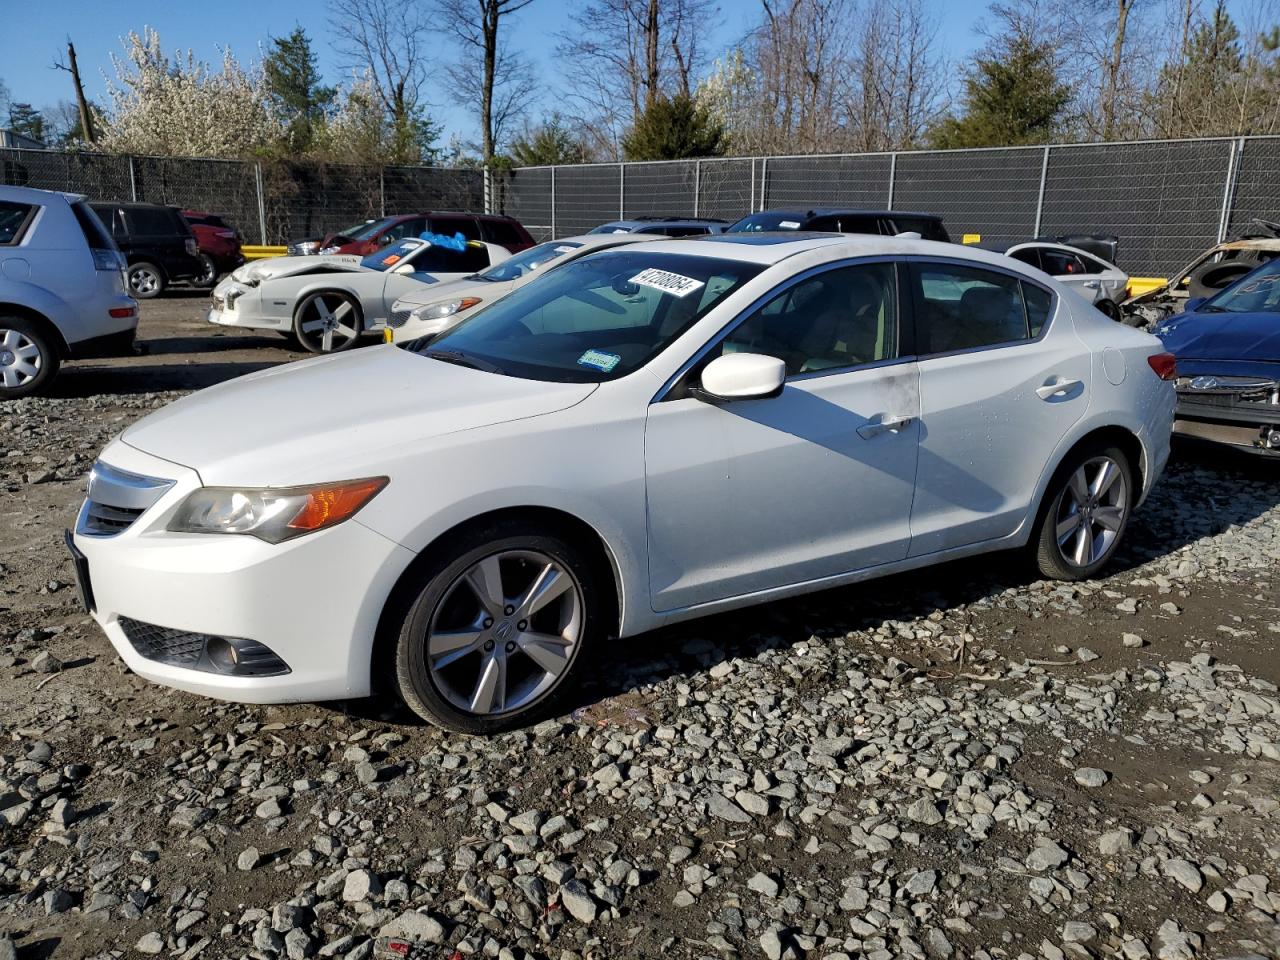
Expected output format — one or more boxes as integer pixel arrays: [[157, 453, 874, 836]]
[[293, 291, 362, 353], [128, 261, 165, 299], [1033, 442, 1134, 580], [193, 254, 218, 288], [393, 521, 603, 733], [0, 317, 59, 399]]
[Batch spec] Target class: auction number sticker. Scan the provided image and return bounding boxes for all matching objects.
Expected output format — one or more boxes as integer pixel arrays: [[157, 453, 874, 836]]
[[630, 268, 705, 298], [779, 220, 801, 229], [577, 349, 622, 372]]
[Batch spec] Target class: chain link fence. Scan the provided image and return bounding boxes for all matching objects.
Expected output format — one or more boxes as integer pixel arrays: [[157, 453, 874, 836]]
[[3, 137, 1279, 274], [504, 135, 1280, 277]]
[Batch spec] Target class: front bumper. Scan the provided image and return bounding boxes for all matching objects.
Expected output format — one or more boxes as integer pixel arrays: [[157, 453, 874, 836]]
[[1173, 389, 1280, 456], [72, 443, 416, 703]]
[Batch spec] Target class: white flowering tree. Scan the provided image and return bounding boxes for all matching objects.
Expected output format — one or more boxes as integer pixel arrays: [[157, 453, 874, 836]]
[[100, 29, 282, 158]]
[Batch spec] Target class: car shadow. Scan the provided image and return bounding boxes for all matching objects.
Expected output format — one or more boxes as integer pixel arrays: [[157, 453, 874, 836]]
[[52, 360, 283, 397], [141, 334, 299, 356]]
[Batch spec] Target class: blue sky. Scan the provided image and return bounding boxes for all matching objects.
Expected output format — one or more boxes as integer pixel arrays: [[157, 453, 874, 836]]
[[0, 0, 1258, 145]]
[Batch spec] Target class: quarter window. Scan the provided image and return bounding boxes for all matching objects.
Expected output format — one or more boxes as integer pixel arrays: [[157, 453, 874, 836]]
[[430, 216, 483, 241], [913, 263, 1038, 353], [0, 201, 35, 245], [718, 262, 899, 376]]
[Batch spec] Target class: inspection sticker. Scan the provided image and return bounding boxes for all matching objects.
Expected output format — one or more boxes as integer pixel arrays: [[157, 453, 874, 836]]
[[630, 268, 705, 298], [779, 220, 801, 229], [577, 349, 622, 372]]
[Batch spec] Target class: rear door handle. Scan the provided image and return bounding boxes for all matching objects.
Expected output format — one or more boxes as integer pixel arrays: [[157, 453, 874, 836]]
[[1036, 378, 1083, 400], [858, 414, 914, 439], [1083, 280, 1100, 289]]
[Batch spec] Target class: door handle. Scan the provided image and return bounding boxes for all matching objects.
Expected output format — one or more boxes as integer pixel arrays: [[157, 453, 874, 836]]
[[1083, 280, 1100, 289], [858, 414, 914, 439], [1036, 378, 1083, 400]]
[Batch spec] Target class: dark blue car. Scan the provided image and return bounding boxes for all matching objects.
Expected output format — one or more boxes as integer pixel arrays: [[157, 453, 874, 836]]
[[1154, 257, 1280, 457]]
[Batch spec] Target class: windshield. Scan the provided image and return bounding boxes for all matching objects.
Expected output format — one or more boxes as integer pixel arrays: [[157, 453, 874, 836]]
[[727, 212, 805, 233], [419, 251, 763, 382], [474, 240, 583, 282], [1201, 258, 1280, 315], [360, 238, 424, 272], [334, 218, 384, 241]]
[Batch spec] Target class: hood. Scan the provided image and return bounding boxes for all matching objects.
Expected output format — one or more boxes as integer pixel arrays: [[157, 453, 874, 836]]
[[1156, 310, 1280, 365], [234, 254, 366, 282], [121, 346, 596, 486]]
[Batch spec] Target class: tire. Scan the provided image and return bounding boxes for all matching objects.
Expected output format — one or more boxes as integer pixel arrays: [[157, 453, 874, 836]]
[[193, 254, 218, 288], [0, 316, 60, 400], [292, 290, 362, 353], [1032, 442, 1135, 581], [393, 520, 604, 734], [1187, 261, 1253, 300], [127, 261, 165, 299], [1096, 299, 1121, 321]]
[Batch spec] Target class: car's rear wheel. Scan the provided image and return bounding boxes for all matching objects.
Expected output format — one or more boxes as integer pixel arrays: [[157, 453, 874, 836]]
[[128, 262, 165, 299], [0, 317, 59, 399], [1033, 443, 1134, 581], [293, 291, 362, 353], [1096, 299, 1121, 321], [193, 254, 218, 288], [393, 521, 602, 733]]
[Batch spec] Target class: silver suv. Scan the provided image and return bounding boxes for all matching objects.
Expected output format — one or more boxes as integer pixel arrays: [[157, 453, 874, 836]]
[[0, 185, 138, 399]]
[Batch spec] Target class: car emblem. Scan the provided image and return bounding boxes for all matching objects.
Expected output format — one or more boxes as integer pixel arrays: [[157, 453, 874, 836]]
[[1188, 376, 1220, 390]]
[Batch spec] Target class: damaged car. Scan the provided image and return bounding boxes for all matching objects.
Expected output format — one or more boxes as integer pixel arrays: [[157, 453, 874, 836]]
[[1124, 219, 1280, 326], [1005, 241, 1129, 320], [209, 235, 509, 353], [1153, 257, 1280, 456]]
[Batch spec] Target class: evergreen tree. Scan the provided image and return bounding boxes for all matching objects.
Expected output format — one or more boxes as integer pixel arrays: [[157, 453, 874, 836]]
[[7, 103, 47, 143], [621, 92, 725, 161], [263, 26, 336, 152], [509, 115, 588, 166], [930, 36, 1069, 147]]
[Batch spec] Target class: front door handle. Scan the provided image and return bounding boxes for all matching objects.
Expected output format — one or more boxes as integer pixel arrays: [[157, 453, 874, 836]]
[[858, 414, 915, 439], [1083, 280, 1100, 289], [1036, 377, 1083, 400]]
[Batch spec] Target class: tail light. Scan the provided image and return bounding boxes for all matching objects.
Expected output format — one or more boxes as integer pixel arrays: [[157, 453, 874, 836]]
[[108, 306, 137, 318], [185, 238, 199, 256], [1147, 352, 1177, 380]]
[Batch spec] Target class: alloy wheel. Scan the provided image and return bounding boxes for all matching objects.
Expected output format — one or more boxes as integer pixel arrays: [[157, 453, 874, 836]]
[[0, 327, 43, 390], [1054, 455, 1129, 569], [297, 292, 360, 352], [130, 265, 160, 296], [425, 550, 583, 716]]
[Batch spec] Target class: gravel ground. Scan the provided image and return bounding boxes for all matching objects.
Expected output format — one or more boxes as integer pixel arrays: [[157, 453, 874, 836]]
[[2, 297, 1279, 960]]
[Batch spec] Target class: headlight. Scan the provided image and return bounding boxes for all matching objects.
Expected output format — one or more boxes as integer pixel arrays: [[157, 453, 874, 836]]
[[223, 286, 247, 307], [410, 297, 482, 324], [168, 478, 388, 543], [230, 265, 260, 286]]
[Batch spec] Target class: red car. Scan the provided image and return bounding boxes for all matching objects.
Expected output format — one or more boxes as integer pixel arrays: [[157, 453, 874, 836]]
[[287, 212, 536, 257], [182, 211, 245, 286]]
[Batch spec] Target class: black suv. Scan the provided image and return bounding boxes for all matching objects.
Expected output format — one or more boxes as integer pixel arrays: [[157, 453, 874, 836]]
[[727, 208, 951, 242], [90, 202, 203, 299]]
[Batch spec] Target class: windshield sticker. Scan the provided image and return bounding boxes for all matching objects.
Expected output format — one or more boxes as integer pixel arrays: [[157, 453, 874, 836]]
[[630, 267, 705, 298], [577, 349, 622, 372], [381, 254, 403, 267], [779, 220, 801, 229], [554, 245, 577, 253]]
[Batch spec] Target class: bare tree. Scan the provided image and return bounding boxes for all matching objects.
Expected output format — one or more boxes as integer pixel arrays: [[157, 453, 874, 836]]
[[555, 0, 719, 158], [437, 0, 538, 164], [328, 0, 433, 159]]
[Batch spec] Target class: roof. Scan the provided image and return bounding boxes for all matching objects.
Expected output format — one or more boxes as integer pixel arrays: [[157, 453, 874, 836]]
[[614, 232, 1009, 267], [744, 208, 943, 220], [0, 184, 84, 204], [89, 200, 181, 210], [595, 218, 727, 229]]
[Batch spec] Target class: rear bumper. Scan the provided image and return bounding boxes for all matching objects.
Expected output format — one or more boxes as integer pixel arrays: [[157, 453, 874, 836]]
[[67, 326, 139, 359]]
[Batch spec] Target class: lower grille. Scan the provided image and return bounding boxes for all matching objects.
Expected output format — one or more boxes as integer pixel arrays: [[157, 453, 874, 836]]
[[84, 501, 144, 533], [119, 617, 206, 667]]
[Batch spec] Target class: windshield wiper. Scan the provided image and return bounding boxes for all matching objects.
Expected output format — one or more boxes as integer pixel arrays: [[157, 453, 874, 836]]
[[1198, 304, 1227, 313], [425, 349, 503, 374]]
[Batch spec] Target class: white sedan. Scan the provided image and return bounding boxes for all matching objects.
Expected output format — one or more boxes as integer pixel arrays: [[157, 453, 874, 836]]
[[385, 233, 662, 343], [208, 237, 510, 353], [1005, 242, 1129, 319], [71, 235, 1175, 733]]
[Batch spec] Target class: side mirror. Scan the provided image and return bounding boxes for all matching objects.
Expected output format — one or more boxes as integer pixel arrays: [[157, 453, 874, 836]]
[[391, 262, 416, 275], [698, 353, 786, 401], [1182, 296, 1206, 313]]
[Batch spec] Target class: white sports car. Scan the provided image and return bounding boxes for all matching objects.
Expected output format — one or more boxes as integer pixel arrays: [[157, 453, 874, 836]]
[[208, 237, 510, 352], [72, 234, 1174, 734], [385, 233, 661, 343], [1005, 242, 1129, 319]]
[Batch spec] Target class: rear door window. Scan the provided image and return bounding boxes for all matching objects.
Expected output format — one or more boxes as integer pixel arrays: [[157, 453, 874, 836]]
[[430, 216, 483, 241], [1008, 248, 1043, 270], [0, 201, 36, 245], [1039, 249, 1087, 276], [894, 217, 949, 242], [410, 243, 491, 277], [912, 262, 1037, 353]]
